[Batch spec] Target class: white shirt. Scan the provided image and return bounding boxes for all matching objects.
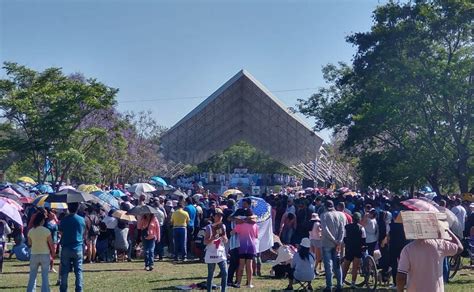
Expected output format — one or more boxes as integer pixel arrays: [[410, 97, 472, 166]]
[[451, 205, 467, 229], [364, 218, 378, 244], [102, 216, 118, 229]]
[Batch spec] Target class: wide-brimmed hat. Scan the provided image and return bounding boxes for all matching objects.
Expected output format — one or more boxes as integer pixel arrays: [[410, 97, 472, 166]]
[[274, 245, 295, 265], [300, 237, 311, 248]]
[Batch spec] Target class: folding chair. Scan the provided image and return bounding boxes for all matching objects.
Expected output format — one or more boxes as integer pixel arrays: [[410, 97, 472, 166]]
[[293, 278, 313, 291]]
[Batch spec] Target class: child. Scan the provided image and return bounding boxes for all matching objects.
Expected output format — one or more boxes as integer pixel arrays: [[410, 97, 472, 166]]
[[7, 236, 30, 261]]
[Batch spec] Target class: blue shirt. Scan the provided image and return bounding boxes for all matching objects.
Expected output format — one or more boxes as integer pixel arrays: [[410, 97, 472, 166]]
[[59, 214, 85, 251], [11, 243, 30, 261], [184, 204, 197, 228]]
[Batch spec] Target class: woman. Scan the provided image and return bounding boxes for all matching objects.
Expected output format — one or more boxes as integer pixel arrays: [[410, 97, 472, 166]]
[[285, 238, 315, 291], [232, 209, 258, 289], [114, 220, 129, 262], [138, 213, 160, 271], [204, 208, 228, 292], [309, 213, 322, 274], [27, 212, 54, 292], [44, 209, 58, 272], [279, 212, 296, 244]]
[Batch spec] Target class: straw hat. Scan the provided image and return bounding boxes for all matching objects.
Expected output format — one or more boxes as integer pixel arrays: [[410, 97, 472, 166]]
[[274, 245, 295, 265]]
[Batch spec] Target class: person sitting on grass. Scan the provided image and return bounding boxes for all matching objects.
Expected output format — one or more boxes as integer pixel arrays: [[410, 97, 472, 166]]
[[7, 236, 31, 261]]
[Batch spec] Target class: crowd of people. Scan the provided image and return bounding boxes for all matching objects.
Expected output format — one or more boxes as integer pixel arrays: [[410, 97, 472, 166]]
[[0, 182, 473, 292]]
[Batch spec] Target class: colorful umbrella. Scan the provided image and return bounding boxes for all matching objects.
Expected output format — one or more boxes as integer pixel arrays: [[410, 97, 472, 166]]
[[128, 183, 156, 196], [112, 210, 137, 222], [0, 198, 23, 225], [32, 195, 68, 209], [0, 197, 23, 211], [223, 189, 243, 197], [31, 184, 54, 194], [91, 191, 120, 209], [150, 176, 167, 186], [17, 176, 35, 185], [237, 196, 271, 223], [401, 198, 439, 212], [78, 184, 101, 193], [0, 191, 21, 202], [109, 189, 126, 198]]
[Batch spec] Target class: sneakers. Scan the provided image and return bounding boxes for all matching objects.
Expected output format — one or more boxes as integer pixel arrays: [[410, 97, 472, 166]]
[[247, 284, 254, 288], [49, 268, 57, 273]]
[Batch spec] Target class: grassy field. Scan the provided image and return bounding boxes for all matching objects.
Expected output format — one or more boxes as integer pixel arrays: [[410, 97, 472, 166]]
[[0, 257, 473, 291]]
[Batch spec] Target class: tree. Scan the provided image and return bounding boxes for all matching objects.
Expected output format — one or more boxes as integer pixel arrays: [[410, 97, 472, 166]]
[[0, 63, 118, 185], [299, 0, 473, 193]]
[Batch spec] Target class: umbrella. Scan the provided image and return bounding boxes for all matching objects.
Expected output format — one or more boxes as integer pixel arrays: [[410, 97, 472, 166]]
[[0, 197, 23, 211], [343, 191, 358, 197], [56, 189, 94, 203], [150, 176, 168, 186], [112, 210, 137, 222], [19, 197, 34, 204], [192, 193, 203, 201], [10, 184, 33, 197], [128, 204, 160, 216], [401, 198, 439, 212], [109, 189, 126, 198], [32, 195, 68, 209], [1, 187, 21, 198], [91, 191, 120, 209], [171, 189, 187, 198], [31, 184, 54, 194], [304, 187, 314, 191], [17, 176, 35, 185], [0, 198, 23, 225], [237, 196, 271, 223], [0, 191, 21, 202], [129, 183, 156, 196], [338, 187, 351, 193], [78, 184, 101, 193], [59, 185, 76, 191], [223, 189, 243, 197]]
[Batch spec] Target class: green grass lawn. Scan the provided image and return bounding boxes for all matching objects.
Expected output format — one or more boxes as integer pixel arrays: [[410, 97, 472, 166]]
[[0, 258, 473, 291]]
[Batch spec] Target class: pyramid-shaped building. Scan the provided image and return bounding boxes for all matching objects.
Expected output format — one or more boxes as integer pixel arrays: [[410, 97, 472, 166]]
[[160, 70, 323, 167]]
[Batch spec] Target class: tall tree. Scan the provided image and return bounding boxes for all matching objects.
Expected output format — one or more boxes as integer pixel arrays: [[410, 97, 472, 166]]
[[299, 0, 473, 193], [0, 63, 117, 184]]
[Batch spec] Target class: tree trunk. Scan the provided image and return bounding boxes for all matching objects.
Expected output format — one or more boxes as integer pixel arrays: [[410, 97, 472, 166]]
[[457, 153, 469, 193]]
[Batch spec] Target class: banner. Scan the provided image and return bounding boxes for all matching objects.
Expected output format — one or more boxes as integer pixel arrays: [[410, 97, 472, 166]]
[[256, 218, 273, 253]]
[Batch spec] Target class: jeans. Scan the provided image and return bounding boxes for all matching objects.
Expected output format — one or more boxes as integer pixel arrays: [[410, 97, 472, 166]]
[[27, 254, 50, 292], [143, 238, 155, 268], [207, 261, 228, 292], [227, 248, 240, 284], [443, 257, 450, 283], [154, 226, 164, 259], [187, 226, 194, 257], [173, 227, 187, 260], [60, 247, 83, 292], [322, 246, 342, 289]]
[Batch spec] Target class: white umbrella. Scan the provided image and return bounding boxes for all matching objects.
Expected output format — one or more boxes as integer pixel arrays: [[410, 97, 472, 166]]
[[128, 183, 156, 196]]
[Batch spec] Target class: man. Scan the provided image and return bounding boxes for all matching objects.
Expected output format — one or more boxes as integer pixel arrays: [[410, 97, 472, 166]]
[[286, 198, 296, 215], [170, 203, 190, 262], [396, 229, 463, 292], [336, 202, 352, 224], [320, 200, 346, 292], [451, 198, 467, 233], [184, 197, 197, 258], [59, 202, 86, 292]]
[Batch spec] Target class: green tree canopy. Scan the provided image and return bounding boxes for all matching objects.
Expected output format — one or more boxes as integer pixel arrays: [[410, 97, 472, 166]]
[[299, 0, 473, 193]]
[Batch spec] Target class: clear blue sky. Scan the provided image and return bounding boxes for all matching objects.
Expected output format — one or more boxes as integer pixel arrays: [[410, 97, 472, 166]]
[[1, 0, 384, 141]]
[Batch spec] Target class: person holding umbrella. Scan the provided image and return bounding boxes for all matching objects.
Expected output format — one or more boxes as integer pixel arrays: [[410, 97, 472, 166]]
[[137, 212, 160, 271]]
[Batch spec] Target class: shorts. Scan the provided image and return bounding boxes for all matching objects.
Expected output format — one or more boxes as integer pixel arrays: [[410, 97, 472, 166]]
[[239, 253, 255, 260], [310, 239, 321, 248], [344, 248, 362, 261]]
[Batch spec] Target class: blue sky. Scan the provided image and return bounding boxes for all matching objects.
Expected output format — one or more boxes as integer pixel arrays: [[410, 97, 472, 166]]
[[1, 0, 384, 141]]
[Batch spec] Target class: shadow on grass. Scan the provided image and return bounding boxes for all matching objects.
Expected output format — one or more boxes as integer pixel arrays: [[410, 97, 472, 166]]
[[85, 268, 138, 273], [149, 276, 204, 283], [0, 271, 29, 274], [151, 286, 181, 291], [0, 286, 28, 290]]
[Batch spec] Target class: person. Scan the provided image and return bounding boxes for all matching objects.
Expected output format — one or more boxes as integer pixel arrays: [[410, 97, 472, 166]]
[[27, 212, 54, 292], [114, 220, 129, 262], [8, 236, 31, 261], [138, 213, 160, 271], [285, 238, 315, 291], [44, 209, 58, 272], [341, 212, 366, 288], [232, 208, 258, 289], [171, 203, 190, 262], [84, 207, 99, 263], [102, 210, 118, 262], [204, 208, 228, 292], [362, 208, 378, 256], [336, 202, 352, 224], [320, 200, 346, 292], [59, 202, 86, 292], [388, 212, 408, 287], [279, 212, 296, 244], [0, 215, 12, 273], [451, 198, 467, 234], [95, 222, 109, 262], [308, 213, 322, 274], [184, 197, 197, 258], [396, 229, 463, 292]]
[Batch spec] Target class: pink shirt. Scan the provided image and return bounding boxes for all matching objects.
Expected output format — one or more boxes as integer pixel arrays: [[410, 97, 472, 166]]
[[398, 239, 458, 292], [234, 223, 258, 255], [138, 217, 160, 242]]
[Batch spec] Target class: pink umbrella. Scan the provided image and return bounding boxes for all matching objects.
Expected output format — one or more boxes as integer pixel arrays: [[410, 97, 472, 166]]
[[0, 198, 23, 225], [2, 187, 21, 198], [0, 197, 23, 211], [401, 198, 439, 212]]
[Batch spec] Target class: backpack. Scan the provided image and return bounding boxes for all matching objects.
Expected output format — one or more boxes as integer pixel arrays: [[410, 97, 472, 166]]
[[87, 215, 100, 236]]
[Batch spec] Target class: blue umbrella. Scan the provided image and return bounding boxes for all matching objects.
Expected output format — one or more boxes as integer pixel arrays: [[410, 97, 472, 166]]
[[31, 184, 54, 194], [150, 176, 167, 186], [109, 189, 126, 198], [91, 191, 120, 209], [237, 196, 271, 223]]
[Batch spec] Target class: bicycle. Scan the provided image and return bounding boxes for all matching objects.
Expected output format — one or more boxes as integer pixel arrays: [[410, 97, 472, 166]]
[[448, 237, 472, 280], [342, 249, 378, 290]]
